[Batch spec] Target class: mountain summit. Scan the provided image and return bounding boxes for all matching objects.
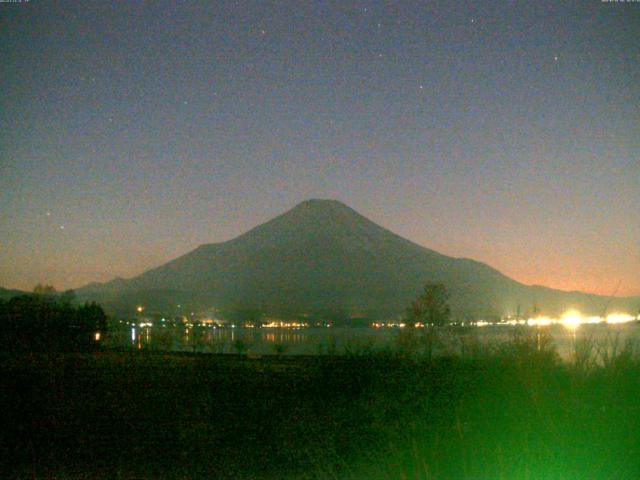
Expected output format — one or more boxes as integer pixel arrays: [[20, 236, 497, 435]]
[[79, 200, 638, 319]]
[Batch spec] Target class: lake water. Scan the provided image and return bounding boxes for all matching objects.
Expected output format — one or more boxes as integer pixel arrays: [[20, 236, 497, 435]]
[[106, 322, 640, 360]]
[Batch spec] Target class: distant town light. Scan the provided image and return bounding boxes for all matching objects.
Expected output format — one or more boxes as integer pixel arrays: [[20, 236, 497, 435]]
[[606, 313, 636, 324], [561, 311, 582, 330], [527, 317, 553, 327], [136, 305, 144, 313]]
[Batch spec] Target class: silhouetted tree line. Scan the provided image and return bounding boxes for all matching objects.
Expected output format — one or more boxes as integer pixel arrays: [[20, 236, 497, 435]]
[[0, 285, 108, 352]]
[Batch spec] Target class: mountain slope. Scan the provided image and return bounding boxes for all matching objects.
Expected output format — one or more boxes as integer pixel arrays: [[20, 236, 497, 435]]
[[78, 200, 639, 319]]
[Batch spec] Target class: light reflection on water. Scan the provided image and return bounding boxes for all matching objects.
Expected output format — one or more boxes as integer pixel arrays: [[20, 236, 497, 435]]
[[108, 323, 640, 359]]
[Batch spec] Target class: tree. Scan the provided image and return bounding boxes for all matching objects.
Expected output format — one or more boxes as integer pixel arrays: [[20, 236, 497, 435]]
[[0, 295, 108, 351], [76, 302, 108, 334], [406, 283, 451, 327], [59, 289, 77, 306], [33, 283, 57, 296]]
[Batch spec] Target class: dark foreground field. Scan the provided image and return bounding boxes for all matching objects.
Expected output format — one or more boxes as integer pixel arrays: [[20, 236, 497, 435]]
[[2, 337, 640, 479]]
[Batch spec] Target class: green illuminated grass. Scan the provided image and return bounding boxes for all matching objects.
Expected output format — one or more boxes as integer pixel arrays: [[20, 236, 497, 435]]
[[2, 330, 639, 479]]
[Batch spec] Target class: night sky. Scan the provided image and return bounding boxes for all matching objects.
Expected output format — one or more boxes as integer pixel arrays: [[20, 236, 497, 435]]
[[1, 1, 638, 296]]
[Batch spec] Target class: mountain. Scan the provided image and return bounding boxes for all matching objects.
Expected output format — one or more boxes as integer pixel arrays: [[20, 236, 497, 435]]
[[77, 199, 639, 320]]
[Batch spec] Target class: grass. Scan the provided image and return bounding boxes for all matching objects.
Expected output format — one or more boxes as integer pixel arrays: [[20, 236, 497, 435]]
[[2, 328, 640, 479]]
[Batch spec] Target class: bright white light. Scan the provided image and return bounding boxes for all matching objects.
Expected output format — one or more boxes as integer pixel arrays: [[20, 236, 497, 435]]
[[561, 310, 583, 330], [94, 332, 101, 341], [606, 313, 636, 324], [583, 316, 601, 325], [527, 317, 553, 327], [473, 311, 637, 329]]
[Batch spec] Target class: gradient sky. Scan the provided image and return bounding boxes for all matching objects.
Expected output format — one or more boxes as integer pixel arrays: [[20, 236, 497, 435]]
[[1, 1, 638, 296]]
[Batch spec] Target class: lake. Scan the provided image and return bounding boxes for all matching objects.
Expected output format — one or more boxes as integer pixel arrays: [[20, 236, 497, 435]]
[[105, 322, 640, 360]]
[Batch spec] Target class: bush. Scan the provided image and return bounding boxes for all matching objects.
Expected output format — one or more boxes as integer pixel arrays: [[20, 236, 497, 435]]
[[0, 294, 107, 352]]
